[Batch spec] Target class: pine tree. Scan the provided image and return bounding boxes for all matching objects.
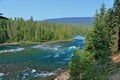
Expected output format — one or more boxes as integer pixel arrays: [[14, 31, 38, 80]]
[[84, 3, 111, 62], [69, 49, 98, 80], [112, 0, 120, 52]]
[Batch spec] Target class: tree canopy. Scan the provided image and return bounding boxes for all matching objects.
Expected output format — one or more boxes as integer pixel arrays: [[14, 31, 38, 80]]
[[0, 17, 90, 43]]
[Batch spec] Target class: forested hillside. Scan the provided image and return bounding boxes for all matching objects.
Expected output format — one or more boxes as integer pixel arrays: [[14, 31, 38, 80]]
[[0, 17, 90, 43], [43, 17, 94, 25]]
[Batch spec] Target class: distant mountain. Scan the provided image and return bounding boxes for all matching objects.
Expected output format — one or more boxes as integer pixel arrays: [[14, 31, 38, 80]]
[[42, 17, 94, 25]]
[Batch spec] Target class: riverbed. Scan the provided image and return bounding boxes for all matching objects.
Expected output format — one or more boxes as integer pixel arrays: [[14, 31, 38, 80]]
[[0, 36, 85, 80]]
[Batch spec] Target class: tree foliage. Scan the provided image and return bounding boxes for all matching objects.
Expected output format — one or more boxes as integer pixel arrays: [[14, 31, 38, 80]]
[[84, 3, 112, 61], [69, 0, 120, 79], [112, 0, 120, 51], [69, 49, 99, 80], [0, 17, 90, 43]]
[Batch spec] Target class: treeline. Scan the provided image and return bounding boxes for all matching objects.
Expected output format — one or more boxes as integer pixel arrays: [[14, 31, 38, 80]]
[[69, 0, 120, 80], [0, 17, 90, 43]]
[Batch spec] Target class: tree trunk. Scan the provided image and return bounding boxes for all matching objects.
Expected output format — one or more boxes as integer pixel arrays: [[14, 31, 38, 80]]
[[118, 27, 120, 50]]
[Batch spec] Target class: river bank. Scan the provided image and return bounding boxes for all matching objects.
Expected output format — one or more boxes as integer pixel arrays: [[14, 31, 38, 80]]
[[0, 39, 73, 46]]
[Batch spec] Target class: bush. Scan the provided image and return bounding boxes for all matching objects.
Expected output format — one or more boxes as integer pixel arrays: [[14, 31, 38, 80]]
[[69, 49, 99, 80]]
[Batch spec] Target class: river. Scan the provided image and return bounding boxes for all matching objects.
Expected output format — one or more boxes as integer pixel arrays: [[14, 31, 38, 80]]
[[0, 36, 85, 80]]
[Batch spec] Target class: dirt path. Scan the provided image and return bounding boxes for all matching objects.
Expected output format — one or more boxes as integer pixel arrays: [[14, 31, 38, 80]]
[[111, 53, 120, 63], [109, 53, 120, 80], [54, 70, 69, 80]]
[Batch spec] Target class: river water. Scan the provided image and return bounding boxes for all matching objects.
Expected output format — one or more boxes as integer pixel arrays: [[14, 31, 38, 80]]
[[0, 36, 85, 80]]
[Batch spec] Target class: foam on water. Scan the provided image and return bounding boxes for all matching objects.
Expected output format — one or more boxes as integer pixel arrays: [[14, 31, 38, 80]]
[[34, 68, 62, 78], [53, 46, 76, 59], [32, 44, 61, 52], [53, 49, 66, 58], [34, 72, 55, 78], [74, 36, 85, 40], [31, 69, 36, 73], [68, 46, 76, 50], [18, 68, 61, 79], [0, 48, 24, 54], [0, 73, 4, 77]]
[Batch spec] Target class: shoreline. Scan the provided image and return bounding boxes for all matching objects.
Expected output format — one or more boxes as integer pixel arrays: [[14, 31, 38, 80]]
[[0, 39, 73, 46]]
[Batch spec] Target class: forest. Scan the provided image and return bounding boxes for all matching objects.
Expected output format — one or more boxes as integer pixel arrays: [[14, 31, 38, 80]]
[[0, 17, 90, 43], [1, 0, 120, 80], [69, 0, 120, 80]]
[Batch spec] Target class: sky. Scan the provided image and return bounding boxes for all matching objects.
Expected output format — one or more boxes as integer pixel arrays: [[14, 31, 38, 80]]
[[0, 0, 114, 20]]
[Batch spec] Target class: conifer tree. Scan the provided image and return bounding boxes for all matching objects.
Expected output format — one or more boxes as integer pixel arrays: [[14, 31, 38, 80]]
[[112, 0, 120, 51], [84, 3, 111, 62]]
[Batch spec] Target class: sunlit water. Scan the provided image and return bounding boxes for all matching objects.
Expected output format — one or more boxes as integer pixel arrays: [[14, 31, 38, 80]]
[[0, 36, 85, 80]]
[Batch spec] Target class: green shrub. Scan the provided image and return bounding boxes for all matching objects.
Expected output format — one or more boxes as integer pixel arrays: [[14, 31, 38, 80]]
[[69, 49, 99, 80]]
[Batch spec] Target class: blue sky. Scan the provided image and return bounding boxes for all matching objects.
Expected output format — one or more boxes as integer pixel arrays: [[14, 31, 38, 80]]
[[0, 0, 114, 20]]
